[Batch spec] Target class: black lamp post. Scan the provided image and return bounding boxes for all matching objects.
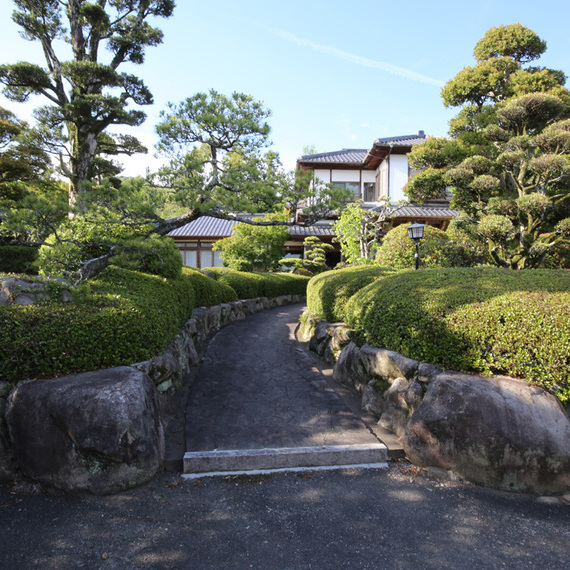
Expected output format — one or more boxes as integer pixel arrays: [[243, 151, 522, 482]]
[[407, 223, 428, 270]]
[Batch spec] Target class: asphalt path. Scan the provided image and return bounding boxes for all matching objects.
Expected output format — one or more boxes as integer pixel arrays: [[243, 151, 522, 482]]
[[1, 303, 569, 568], [1, 467, 569, 568]]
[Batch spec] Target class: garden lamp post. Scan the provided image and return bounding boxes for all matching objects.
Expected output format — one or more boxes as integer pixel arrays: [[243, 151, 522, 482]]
[[407, 223, 428, 270]]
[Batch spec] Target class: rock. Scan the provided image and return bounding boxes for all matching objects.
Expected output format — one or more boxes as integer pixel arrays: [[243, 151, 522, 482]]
[[0, 398, 19, 482], [333, 341, 362, 390], [378, 377, 410, 437], [358, 345, 419, 384], [416, 362, 444, 384], [309, 321, 333, 357], [403, 372, 570, 495], [361, 381, 384, 416], [5, 367, 164, 494], [324, 324, 352, 364]]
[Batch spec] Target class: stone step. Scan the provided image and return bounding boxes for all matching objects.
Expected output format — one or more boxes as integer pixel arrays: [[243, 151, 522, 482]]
[[183, 443, 388, 475]]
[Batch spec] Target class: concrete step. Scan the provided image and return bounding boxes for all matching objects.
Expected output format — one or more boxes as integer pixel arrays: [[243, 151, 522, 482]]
[[183, 443, 388, 475]]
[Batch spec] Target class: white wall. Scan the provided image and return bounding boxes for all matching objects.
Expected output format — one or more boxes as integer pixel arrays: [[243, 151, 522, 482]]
[[389, 155, 409, 202]]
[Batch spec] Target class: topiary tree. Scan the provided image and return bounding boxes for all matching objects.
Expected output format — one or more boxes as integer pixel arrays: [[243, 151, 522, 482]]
[[406, 24, 570, 269], [280, 236, 333, 274]]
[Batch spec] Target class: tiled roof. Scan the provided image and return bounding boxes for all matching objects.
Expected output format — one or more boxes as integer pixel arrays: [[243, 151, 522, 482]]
[[168, 216, 335, 238], [373, 132, 427, 147], [384, 204, 460, 219], [298, 149, 368, 164]]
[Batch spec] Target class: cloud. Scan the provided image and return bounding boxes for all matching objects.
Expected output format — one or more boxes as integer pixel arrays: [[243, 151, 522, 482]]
[[253, 22, 444, 87]]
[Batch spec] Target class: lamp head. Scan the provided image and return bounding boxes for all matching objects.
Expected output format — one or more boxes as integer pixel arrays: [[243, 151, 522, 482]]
[[407, 223, 427, 241]]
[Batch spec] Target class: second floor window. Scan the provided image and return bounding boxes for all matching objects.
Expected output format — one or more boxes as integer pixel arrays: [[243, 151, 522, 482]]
[[334, 182, 360, 199]]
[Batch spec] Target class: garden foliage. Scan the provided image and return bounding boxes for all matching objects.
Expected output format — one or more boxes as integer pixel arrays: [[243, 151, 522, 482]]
[[306, 265, 394, 323], [203, 266, 309, 299], [0, 264, 307, 386], [306, 266, 570, 403]]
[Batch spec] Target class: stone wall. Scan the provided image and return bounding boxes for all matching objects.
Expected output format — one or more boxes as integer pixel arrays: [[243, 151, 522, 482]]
[[0, 294, 304, 494], [301, 313, 570, 495]]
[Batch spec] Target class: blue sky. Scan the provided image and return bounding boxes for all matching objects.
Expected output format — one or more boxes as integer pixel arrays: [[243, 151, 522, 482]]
[[1, 0, 570, 174]]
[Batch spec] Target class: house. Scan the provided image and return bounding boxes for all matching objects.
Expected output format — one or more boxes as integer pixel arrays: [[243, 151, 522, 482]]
[[168, 131, 458, 269], [297, 131, 458, 230], [168, 215, 339, 269]]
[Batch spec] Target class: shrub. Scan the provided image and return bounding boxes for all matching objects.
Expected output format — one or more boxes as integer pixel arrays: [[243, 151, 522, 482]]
[[306, 265, 393, 322], [0, 245, 39, 274], [376, 224, 453, 269], [376, 223, 488, 269], [182, 266, 238, 306], [343, 267, 570, 403], [110, 236, 183, 279], [0, 264, 242, 385], [37, 217, 182, 279], [0, 266, 196, 384], [203, 267, 309, 299]]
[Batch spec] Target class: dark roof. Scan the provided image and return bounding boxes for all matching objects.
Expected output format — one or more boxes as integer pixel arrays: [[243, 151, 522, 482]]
[[382, 203, 459, 219], [168, 216, 335, 239], [298, 149, 367, 164], [373, 131, 427, 147]]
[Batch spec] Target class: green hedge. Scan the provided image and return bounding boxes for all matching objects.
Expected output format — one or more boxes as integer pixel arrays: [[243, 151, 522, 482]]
[[0, 265, 239, 385], [306, 265, 394, 323], [203, 267, 309, 299], [182, 266, 238, 306], [339, 267, 570, 403], [0, 245, 39, 275]]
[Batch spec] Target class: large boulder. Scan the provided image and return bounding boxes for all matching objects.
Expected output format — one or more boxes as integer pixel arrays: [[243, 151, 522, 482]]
[[6, 367, 164, 494], [403, 372, 570, 494]]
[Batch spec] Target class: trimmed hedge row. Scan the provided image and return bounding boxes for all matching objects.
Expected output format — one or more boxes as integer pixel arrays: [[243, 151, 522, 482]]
[[306, 265, 394, 323], [0, 245, 39, 275], [1, 264, 300, 386], [306, 266, 570, 403], [203, 267, 310, 299]]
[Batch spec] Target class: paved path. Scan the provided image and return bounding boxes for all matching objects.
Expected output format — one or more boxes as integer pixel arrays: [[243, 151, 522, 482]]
[[184, 304, 384, 471]]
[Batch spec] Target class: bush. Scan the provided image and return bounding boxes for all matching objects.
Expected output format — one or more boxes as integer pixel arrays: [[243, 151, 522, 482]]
[[110, 236, 183, 279], [342, 267, 570, 403], [182, 266, 238, 306], [0, 264, 240, 385], [203, 267, 309, 298], [0, 245, 39, 274], [306, 265, 393, 322], [37, 217, 182, 279], [376, 223, 487, 269]]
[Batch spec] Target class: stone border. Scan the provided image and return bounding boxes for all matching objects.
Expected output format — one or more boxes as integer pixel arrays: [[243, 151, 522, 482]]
[[300, 312, 570, 495], [0, 294, 305, 493]]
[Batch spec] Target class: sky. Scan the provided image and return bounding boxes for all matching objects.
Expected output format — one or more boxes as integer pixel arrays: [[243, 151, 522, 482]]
[[1, 0, 570, 175]]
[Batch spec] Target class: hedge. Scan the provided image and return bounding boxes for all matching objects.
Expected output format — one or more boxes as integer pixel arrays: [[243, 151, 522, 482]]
[[306, 265, 394, 323], [338, 267, 570, 403], [0, 265, 239, 385], [0, 245, 39, 275], [203, 267, 309, 299]]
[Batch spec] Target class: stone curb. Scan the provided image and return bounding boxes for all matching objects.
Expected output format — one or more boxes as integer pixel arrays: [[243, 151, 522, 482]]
[[183, 443, 388, 474]]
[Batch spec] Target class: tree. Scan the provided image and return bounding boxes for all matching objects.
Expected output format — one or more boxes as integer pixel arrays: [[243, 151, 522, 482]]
[[405, 24, 570, 269], [11, 89, 351, 280], [212, 216, 289, 272], [332, 201, 402, 264], [0, 0, 175, 206], [280, 236, 333, 274], [153, 90, 353, 232]]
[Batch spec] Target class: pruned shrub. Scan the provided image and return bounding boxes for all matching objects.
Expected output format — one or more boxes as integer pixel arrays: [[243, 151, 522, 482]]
[[0, 245, 39, 275], [342, 267, 570, 403], [203, 267, 309, 298], [182, 266, 238, 306], [306, 265, 393, 322]]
